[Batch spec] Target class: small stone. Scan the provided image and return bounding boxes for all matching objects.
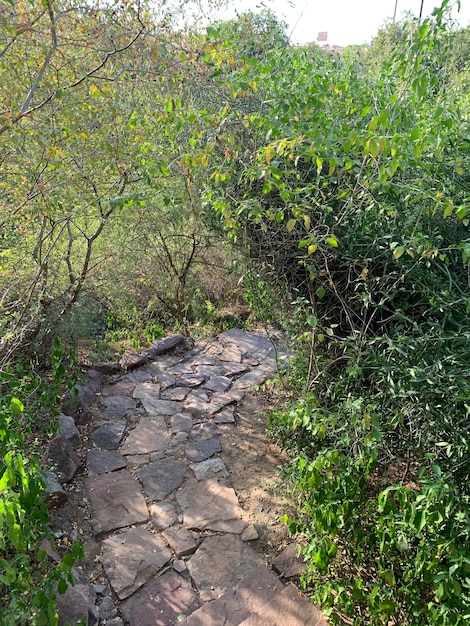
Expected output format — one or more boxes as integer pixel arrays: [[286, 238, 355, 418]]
[[162, 525, 197, 558], [173, 560, 187, 574], [58, 414, 81, 446], [43, 471, 68, 507], [46, 436, 80, 482], [104, 619, 124, 626], [93, 583, 107, 596], [241, 524, 259, 541], [272, 543, 307, 579], [98, 595, 115, 620]]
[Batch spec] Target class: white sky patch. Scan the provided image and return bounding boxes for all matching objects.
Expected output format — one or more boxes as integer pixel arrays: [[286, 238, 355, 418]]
[[208, 0, 470, 46]]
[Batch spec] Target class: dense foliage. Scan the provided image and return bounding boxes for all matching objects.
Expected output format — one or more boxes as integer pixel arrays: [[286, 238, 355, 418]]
[[1, 0, 469, 623]]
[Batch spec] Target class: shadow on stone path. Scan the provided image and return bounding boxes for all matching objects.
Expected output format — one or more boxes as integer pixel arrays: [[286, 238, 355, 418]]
[[74, 329, 328, 625]]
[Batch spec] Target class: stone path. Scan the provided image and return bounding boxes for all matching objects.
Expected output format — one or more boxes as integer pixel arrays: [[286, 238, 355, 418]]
[[80, 329, 327, 626]]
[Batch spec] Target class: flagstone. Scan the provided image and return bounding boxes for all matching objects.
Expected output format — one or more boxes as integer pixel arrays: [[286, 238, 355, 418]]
[[86, 470, 148, 534], [120, 415, 169, 455], [101, 526, 172, 599], [138, 457, 188, 500]]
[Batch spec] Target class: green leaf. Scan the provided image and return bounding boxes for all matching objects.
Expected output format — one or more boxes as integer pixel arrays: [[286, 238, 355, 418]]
[[392, 246, 404, 259], [307, 315, 317, 328], [325, 236, 338, 248], [8, 398, 24, 416]]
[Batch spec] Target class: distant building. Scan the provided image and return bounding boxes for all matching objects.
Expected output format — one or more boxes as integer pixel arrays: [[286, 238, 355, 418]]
[[317, 32, 328, 42]]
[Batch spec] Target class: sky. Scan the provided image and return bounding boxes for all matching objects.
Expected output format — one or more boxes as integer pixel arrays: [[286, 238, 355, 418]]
[[210, 0, 470, 46]]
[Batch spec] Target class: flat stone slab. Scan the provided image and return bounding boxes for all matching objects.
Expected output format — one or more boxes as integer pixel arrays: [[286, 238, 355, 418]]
[[166, 363, 194, 376], [138, 458, 188, 500], [190, 457, 228, 481], [150, 501, 178, 531], [91, 421, 127, 450], [178, 374, 206, 388], [147, 355, 181, 374], [182, 390, 211, 416], [232, 370, 269, 390], [121, 570, 201, 626], [219, 345, 242, 362], [162, 525, 197, 558], [190, 423, 222, 440], [120, 415, 169, 455], [102, 381, 136, 397], [237, 583, 328, 626], [132, 381, 161, 400], [222, 362, 250, 377], [101, 526, 172, 600], [185, 438, 221, 462], [219, 328, 274, 359], [186, 534, 266, 601], [122, 369, 152, 383], [272, 543, 307, 579], [154, 372, 176, 389], [161, 387, 189, 401], [194, 364, 223, 377], [189, 354, 217, 366], [212, 408, 235, 424], [86, 470, 148, 533], [141, 397, 182, 415], [203, 376, 232, 392], [100, 396, 137, 418], [171, 413, 193, 434], [86, 450, 127, 475], [211, 389, 244, 409], [183, 568, 282, 626], [177, 478, 245, 533]]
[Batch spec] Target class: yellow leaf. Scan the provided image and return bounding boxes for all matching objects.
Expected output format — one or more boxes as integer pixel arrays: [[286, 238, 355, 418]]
[[265, 145, 275, 164], [303, 214, 311, 230], [308, 244, 317, 255]]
